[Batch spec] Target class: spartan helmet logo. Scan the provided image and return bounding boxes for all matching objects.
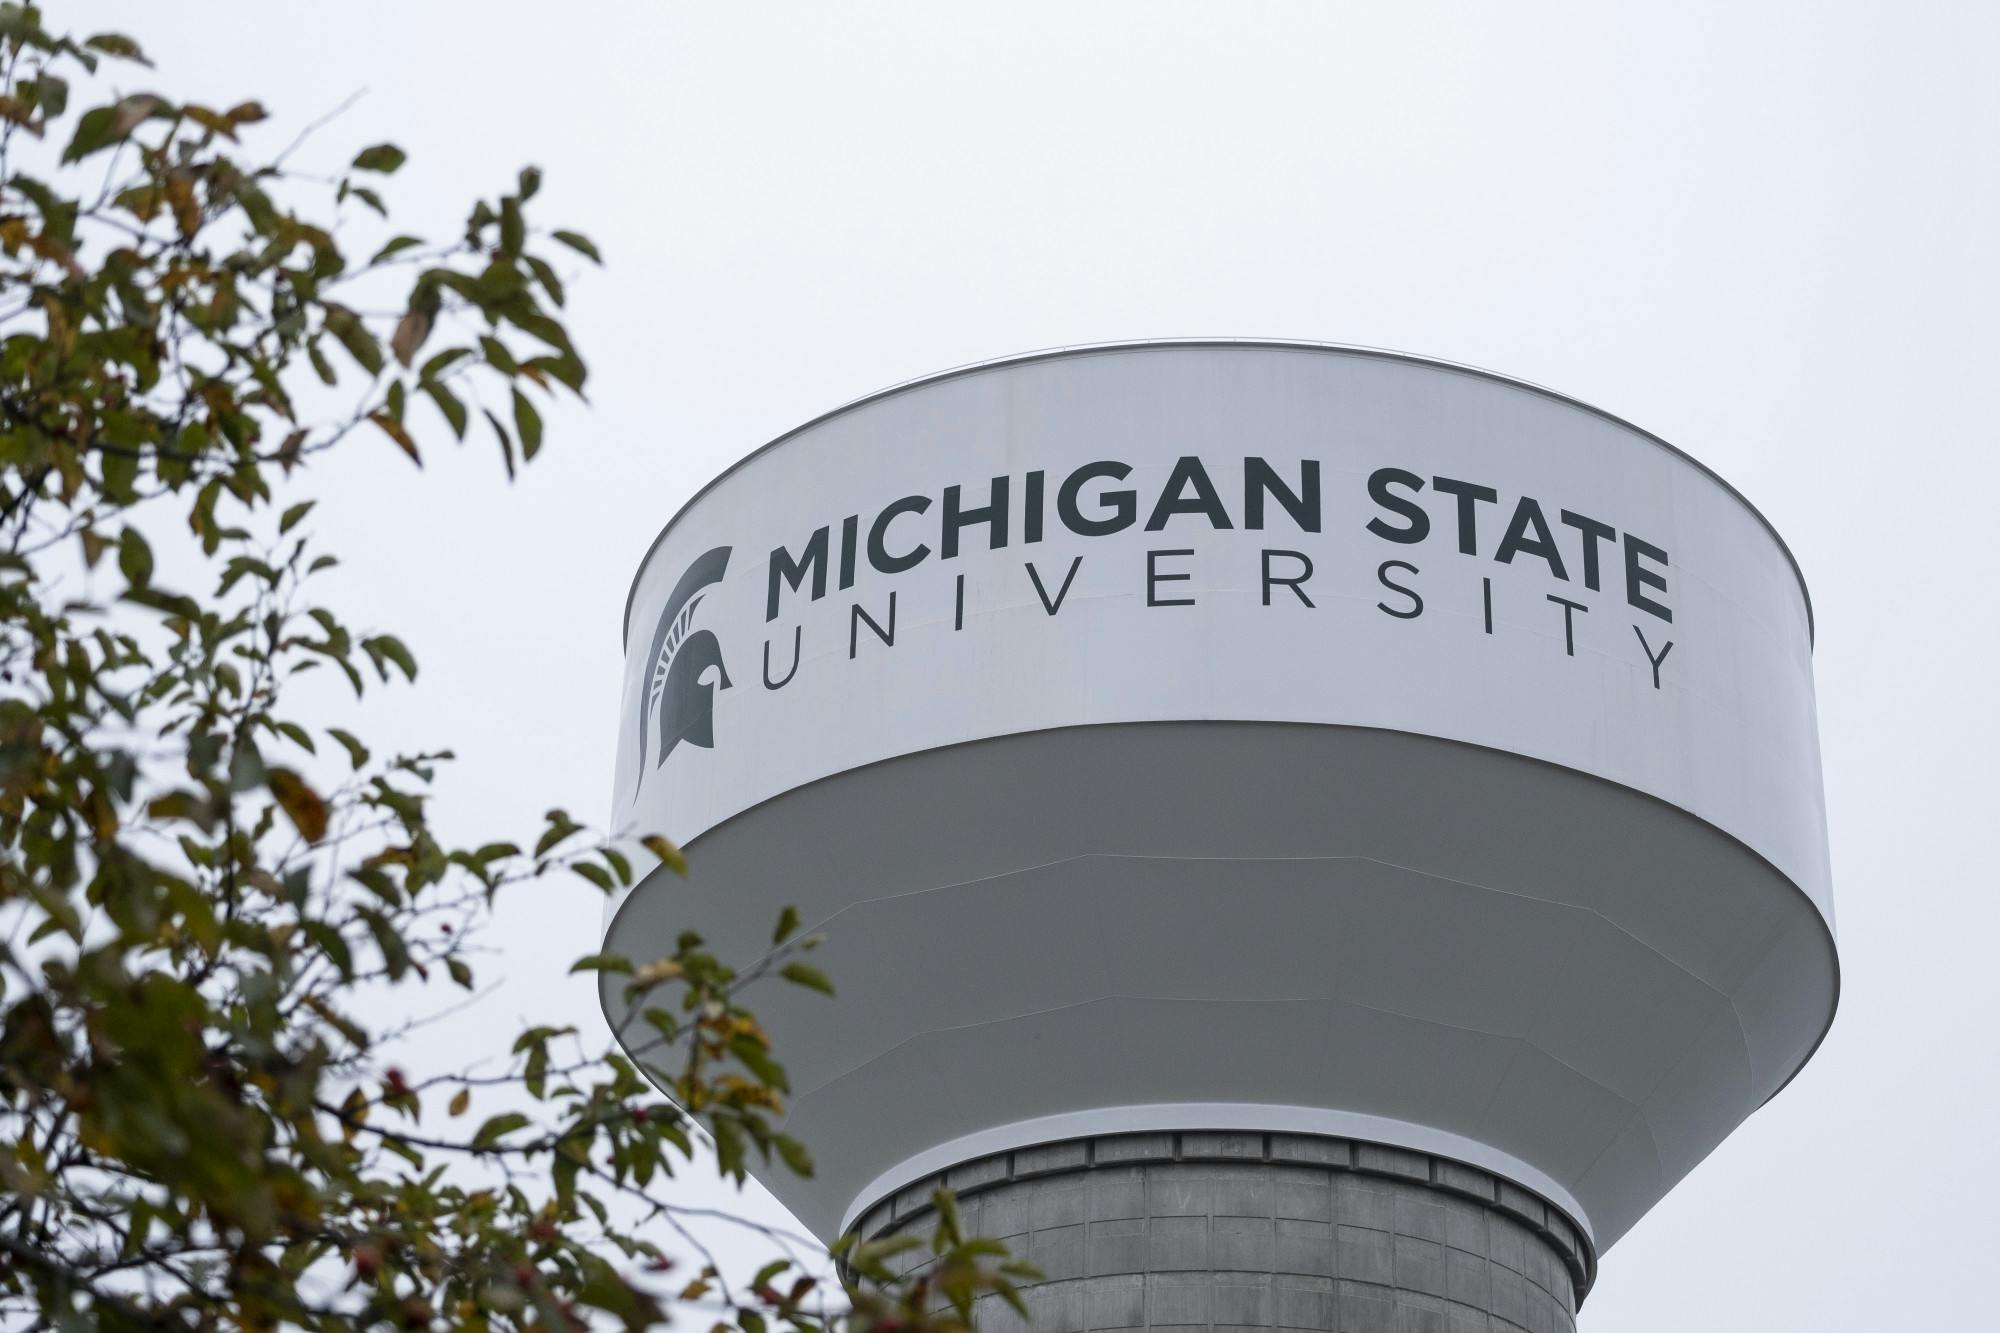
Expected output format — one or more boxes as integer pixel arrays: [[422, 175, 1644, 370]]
[[634, 546, 733, 794]]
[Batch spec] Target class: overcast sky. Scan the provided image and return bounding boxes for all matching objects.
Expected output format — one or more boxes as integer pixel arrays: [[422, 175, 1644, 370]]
[[88, 3, 1999, 1327]]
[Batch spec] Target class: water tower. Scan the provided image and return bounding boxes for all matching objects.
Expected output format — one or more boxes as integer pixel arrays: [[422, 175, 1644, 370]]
[[603, 342, 1837, 1331]]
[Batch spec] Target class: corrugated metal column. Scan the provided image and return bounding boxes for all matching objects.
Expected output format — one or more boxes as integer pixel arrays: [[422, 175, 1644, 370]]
[[853, 1133, 1593, 1333]]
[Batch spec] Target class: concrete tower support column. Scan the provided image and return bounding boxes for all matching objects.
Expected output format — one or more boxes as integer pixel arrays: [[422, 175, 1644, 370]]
[[851, 1133, 1595, 1333]]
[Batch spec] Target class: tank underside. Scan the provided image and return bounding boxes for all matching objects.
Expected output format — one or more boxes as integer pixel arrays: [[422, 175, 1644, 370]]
[[600, 721, 1837, 1252]]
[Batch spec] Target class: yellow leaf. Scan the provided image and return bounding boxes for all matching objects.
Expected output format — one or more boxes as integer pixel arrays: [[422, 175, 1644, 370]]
[[182, 104, 238, 140], [165, 171, 199, 238], [632, 958, 683, 988], [640, 834, 688, 876], [368, 411, 421, 466], [267, 768, 329, 844]]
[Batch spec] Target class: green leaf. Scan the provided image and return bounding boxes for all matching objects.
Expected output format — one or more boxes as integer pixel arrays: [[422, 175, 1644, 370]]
[[483, 408, 515, 480], [728, 1034, 787, 1092], [419, 346, 471, 381], [773, 1133, 814, 1178], [303, 921, 355, 981], [278, 500, 314, 534], [122, 586, 201, 619], [326, 728, 369, 769], [146, 790, 216, 831], [351, 867, 401, 907], [512, 388, 543, 461], [83, 32, 151, 64], [32, 74, 69, 120], [526, 255, 565, 307], [422, 380, 468, 439], [602, 846, 633, 887], [995, 1281, 1030, 1320], [361, 634, 417, 681], [552, 230, 602, 263], [527, 353, 587, 395], [358, 907, 410, 980], [772, 906, 800, 944], [471, 1112, 532, 1148], [324, 306, 384, 376], [61, 106, 113, 162], [524, 1041, 548, 1098], [569, 952, 633, 975], [304, 994, 368, 1047], [307, 341, 338, 386], [116, 527, 153, 587], [369, 235, 423, 264], [499, 197, 524, 256], [535, 810, 583, 858], [352, 143, 407, 174], [780, 962, 833, 996], [478, 335, 519, 375], [932, 1188, 963, 1241]]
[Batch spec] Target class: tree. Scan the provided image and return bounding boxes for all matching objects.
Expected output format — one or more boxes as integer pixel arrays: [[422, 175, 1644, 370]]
[[0, 6, 1029, 1328]]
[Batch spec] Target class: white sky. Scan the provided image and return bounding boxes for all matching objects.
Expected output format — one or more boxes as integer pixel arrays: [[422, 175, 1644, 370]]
[[84, 2, 2000, 1327]]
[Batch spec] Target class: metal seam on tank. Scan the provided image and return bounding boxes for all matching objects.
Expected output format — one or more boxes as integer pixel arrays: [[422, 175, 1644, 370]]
[[778, 853, 1750, 1113], [782, 988, 1650, 1117], [1567, 1099, 1668, 1208], [601, 721, 1837, 931], [777, 849, 1751, 1060], [620, 846, 1772, 1055], [1548, 908, 1818, 1192], [784, 847, 1775, 1000], [781, 885, 1826, 1117], [843, 1109, 1602, 1256], [618, 339, 1817, 648]]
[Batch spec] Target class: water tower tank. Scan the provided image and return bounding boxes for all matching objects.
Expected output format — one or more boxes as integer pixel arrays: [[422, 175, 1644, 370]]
[[602, 341, 1836, 1328]]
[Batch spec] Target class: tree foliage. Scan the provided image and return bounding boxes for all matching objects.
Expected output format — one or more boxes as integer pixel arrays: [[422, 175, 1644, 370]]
[[0, 6, 1027, 1328]]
